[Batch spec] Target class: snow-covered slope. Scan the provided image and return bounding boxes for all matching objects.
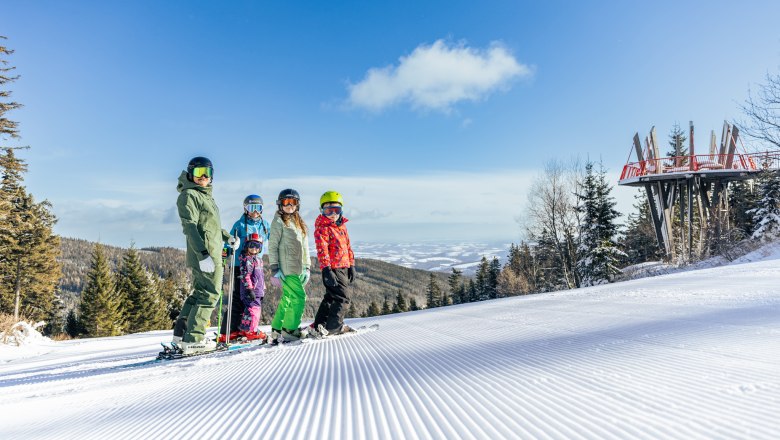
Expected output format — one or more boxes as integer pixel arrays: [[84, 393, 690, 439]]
[[2, 256, 779, 439]]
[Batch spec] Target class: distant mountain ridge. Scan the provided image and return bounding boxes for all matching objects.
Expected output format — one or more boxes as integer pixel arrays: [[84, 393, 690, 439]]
[[58, 237, 452, 318]]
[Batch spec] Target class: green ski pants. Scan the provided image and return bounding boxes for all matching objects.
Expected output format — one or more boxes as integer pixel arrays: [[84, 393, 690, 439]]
[[178, 264, 224, 342], [271, 274, 307, 331]]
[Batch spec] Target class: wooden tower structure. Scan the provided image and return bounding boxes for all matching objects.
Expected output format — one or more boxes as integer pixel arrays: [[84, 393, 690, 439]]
[[618, 121, 780, 260]]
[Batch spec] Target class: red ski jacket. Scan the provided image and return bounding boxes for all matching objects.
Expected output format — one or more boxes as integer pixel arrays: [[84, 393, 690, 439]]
[[314, 214, 355, 269]]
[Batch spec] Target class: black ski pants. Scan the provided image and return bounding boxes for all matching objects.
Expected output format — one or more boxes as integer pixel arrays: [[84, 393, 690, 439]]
[[313, 267, 351, 332]]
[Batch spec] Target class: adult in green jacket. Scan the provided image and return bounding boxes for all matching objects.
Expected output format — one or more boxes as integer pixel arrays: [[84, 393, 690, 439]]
[[268, 188, 311, 342], [172, 156, 237, 354]]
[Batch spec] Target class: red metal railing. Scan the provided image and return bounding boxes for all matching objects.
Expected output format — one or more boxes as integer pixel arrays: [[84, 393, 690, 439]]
[[619, 153, 775, 181]]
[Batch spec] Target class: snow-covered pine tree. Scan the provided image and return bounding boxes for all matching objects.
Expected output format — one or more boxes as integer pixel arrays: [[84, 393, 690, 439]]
[[365, 301, 380, 317], [425, 272, 441, 308], [79, 243, 124, 337], [475, 256, 489, 301], [381, 296, 391, 315], [576, 162, 624, 286], [488, 257, 500, 299], [392, 289, 407, 313], [117, 245, 167, 333], [447, 268, 463, 305], [466, 279, 477, 302], [621, 190, 663, 265], [748, 170, 780, 241], [666, 122, 688, 165], [729, 180, 759, 239], [408, 297, 419, 312]]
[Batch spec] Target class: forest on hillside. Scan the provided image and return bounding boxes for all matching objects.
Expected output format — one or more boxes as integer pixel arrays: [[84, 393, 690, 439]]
[[59, 237, 450, 324]]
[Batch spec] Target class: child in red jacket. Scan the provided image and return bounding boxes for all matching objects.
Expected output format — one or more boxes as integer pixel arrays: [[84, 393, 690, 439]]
[[310, 190, 356, 336]]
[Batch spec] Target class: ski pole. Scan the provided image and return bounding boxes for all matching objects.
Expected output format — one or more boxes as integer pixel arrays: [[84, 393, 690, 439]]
[[225, 233, 238, 345]]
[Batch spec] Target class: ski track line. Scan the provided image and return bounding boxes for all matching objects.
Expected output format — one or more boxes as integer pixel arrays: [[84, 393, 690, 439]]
[[412, 310, 776, 440], [384, 332, 530, 438], [398, 319, 601, 440]]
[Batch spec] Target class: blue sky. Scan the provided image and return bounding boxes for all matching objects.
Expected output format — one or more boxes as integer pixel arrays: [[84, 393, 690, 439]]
[[3, 0, 780, 248]]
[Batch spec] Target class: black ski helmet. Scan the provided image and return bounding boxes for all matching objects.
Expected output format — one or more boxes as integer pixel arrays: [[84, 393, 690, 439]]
[[243, 194, 263, 213], [244, 194, 263, 206], [187, 156, 213, 180], [276, 188, 300, 206]]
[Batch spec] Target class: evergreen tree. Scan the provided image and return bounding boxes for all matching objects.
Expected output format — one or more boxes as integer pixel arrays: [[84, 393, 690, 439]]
[[79, 243, 124, 337], [749, 170, 780, 241], [64, 309, 83, 337], [0, 39, 61, 321], [365, 301, 380, 317], [425, 273, 441, 308], [622, 190, 663, 265], [447, 268, 463, 305], [488, 257, 501, 299], [666, 122, 688, 164], [0, 148, 61, 321], [381, 296, 391, 315], [440, 291, 451, 307], [346, 302, 357, 318], [474, 257, 490, 301], [534, 227, 565, 292], [392, 289, 407, 313], [0, 37, 22, 140], [156, 272, 189, 326], [117, 245, 167, 333], [408, 297, 419, 312], [43, 290, 67, 336], [467, 279, 478, 302], [729, 180, 759, 239], [576, 162, 624, 286]]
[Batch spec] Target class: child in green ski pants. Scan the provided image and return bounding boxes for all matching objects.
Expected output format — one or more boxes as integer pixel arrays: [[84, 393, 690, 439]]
[[267, 188, 311, 342]]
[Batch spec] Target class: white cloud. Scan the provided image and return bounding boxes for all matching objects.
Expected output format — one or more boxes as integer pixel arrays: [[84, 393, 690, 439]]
[[347, 39, 532, 112]]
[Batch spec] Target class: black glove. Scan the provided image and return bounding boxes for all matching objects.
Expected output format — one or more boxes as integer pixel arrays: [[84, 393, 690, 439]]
[[322, 267, 338, 287], [347, 266, 356, 283]]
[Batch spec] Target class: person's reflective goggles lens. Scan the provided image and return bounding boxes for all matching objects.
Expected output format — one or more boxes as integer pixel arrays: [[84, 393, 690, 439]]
[[280, 198, 298, 207], [322, 206, 343, 216], [245, 241, 263, 251], [192, 167, 213, 178], [245, 204, 263, 213]]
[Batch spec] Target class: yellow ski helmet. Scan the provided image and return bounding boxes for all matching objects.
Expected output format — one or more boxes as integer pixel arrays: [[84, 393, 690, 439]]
[[320, 190, 344, 207]]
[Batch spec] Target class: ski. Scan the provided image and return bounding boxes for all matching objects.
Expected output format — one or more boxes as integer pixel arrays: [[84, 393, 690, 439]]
[[152, 323, 378, 362], [156, 339, 264, 361]]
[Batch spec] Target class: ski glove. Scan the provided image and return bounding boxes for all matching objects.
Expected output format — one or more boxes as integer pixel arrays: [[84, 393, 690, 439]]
[[301, 269, 311, 286], [228, 236, 240, 251], [270, 270, 284, 288], [347, 266, 356, 283], [321, 267, 338, 288], [199, 256, 216, 273]]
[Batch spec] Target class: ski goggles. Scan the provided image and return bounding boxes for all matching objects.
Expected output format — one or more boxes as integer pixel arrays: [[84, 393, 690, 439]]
[[280, 198, 299, 207], [321, 205, 343, 216], [191, 167, 212, 178], [245, 203, 263, 213], [245, 240, 263, 251]]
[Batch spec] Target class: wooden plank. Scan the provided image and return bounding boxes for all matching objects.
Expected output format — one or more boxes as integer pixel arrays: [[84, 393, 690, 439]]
[[651, 127, 664, 173], [725, 126, 739, 169], [719, 121, 731, 163], [689, 121, 695, 171], [710, 130, 717, 156], [633, 133, 645, 162], [645, 184, 667, 255]]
